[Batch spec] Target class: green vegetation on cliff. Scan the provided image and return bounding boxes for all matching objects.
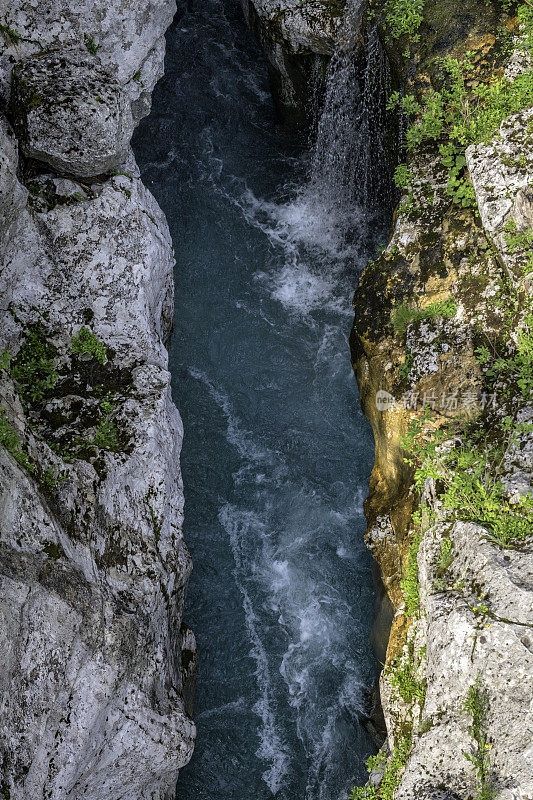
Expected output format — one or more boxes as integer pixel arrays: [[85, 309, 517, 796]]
[[0, 406, 33, 472], [389, 1, 533, 210], [383, 0, 424, 40], [403, 412, 533, 545], [391, 68, 533, 210], [463, 676, 495, 800], [392, 299, 457, 337], [71, 326, 108, 364], [349, 735, 412, 800]]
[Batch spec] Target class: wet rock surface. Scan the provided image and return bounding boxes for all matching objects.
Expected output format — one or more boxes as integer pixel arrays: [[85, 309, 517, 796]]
[[241, 0, 347, 128]]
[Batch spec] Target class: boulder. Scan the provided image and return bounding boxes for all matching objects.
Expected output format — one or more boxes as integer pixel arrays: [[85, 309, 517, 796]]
[[0, 0, 176, 119], [11, 51, 134, 177]]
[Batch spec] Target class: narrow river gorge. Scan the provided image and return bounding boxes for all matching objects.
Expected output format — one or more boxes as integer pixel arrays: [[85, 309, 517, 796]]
[[1, 0, 531, 796], [133, 1, 390, 797]]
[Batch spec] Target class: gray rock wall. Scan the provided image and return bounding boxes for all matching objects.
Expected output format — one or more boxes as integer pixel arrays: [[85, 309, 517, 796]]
[[240, 0, 344, 130], [353, 46, 533, 800], [0, 2, 196, 799]]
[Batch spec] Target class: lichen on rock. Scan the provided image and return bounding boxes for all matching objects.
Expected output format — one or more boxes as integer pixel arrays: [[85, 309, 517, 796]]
[[10, 51, 134, 177], [0, 0, 196, 798]]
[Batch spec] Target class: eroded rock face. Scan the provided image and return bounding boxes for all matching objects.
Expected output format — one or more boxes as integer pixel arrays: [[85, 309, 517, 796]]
[[242, 0, 343, 53], [0, 374, 195, 800], [0, 0, 196, 797], [241, 0, 345, 129], [0, 167, 174, 364], [466, 107, 533, 272], [350, 11, 533, 798], [0, 116, 26, 260], [11, 51, 134, 177], [386, 518, 533, 800], [0, 0, 177, 121], [0, 124, 196, 796]]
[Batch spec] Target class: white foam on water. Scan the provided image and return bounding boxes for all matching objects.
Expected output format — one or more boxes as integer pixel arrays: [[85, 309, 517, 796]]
[[246, 489, 372, 798], [237, 186, 366, 317], [241, 188, 364, 261], [191, 363, 372, 796], [303, 673, 369, 800], [206, 173, 367, 317], [257, 262, 341, 317], [197, 697, 248, 720], [219, 504, 290, 794]]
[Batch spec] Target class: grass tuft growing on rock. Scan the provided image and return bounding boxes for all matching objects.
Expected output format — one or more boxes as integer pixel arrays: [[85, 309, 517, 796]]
[[0, 407, 33, 473], [84, 33, 100, 55], [386, 641, 426, 705], [404, 415, 533, 546], [392, 299, 457, 337], [463, 675, 496, 800], [93, 399, 119, 450], [401, 532, 422, 614], [0, 22, 22, 45]]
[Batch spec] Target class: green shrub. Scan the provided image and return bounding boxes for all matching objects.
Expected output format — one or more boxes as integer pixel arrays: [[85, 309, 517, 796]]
[[349, 735, 412, 800], [406, 421, 533, 546], [503, 220, 533, 274], [395, 55, 533, 153], [11, 326, 58, 405], [519, 1, 533, 52], [84, 33, 99, 54], [41, 466, 67, 491], [384, 0, 424, 41], [478, 319, 532, 401], [399, 351, 414, 380], [0, 407, 33, 473], [401, 533, 423, 615], [390, 29, 533, 209], [0, 23, 22, 44], [441, 447, 533, 544], [463, 676, 495, 800], [71, 327, 107, 365], [387, 642, 426, 705], [438, 537, 454, 570], [394, 164, 414, 189], [93, 399, 119, 450]]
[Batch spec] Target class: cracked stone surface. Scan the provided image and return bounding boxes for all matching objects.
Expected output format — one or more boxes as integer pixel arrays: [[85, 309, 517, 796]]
[[0, 0, 176, 121]]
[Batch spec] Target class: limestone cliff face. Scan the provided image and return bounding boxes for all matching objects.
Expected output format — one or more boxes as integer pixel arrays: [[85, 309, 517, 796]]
[[353, 109, 533, 798], [0, 2, 196, 799], [350, 5, 533, 798]]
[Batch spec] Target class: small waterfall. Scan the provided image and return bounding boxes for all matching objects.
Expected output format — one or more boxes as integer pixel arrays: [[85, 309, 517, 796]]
[[309, 0, 394, 215]]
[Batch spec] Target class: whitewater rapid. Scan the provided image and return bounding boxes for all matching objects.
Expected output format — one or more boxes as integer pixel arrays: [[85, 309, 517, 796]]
[[133, 1, 392, 797]]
